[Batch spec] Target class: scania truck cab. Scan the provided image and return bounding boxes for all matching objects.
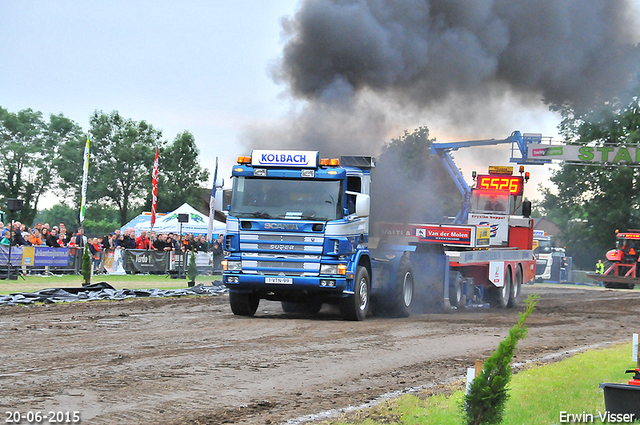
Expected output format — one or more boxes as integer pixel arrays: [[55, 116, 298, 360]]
[[222, 150, 375, 320]]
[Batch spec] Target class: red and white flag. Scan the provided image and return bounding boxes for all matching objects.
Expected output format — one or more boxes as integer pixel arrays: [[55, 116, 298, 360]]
[[151, 147, 159, 228]]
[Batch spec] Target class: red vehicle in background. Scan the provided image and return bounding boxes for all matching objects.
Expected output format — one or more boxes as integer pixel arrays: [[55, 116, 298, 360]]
[[588, 230, 640, 289]]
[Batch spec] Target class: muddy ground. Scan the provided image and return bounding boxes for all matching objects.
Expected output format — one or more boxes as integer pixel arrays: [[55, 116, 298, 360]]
[[0, 284, 638, 424]]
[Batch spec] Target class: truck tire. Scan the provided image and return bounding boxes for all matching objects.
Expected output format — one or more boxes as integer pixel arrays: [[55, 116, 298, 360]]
[[499, 268, 512, 308], [508, 266, 523, 308], [229, 291, 259, 316], [281, 300, 323, 315], [449, 271, 466, 309], [389, 255, 414, 318], [340, 266, 370, 321]]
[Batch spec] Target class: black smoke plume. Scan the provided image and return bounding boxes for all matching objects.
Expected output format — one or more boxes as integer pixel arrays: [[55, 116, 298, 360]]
[[276, 0, 639, 111], [245, 0, 639, 153]]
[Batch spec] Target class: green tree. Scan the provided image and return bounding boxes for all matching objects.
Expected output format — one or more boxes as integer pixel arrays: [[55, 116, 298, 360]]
[[81, 247, 92, 286], [53, 122, 92, 220], [34, 203, 79, 229], [464, 294, 539, 425], [187, 248, 198, 285], [372, 126, 461, 224], [35, 203, 122, 237], [0, 107, 78, 225], [152, 131, 210, 213], [86, 111, 164, 225], [540, 97, 640, 268]]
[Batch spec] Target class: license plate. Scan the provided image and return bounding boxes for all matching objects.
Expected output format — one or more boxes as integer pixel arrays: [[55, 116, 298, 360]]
[[265, 277, 293, 284]]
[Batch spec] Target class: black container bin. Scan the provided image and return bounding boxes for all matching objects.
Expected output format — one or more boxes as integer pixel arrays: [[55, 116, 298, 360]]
[[600, 383, 640, 417]]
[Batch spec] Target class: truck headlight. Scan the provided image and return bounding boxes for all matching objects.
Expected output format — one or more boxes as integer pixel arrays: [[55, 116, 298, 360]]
[[222, 260, 242, 271], [320, 264, 338, 275], [320, 264, 347, 275]]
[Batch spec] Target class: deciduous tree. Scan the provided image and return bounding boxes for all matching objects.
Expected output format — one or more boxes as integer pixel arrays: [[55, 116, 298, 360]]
[[373, 126, 461, 224], [0, 107, 79, 225], [152, 131, 209, 213], [540, 97, 640, 268], [87, 111, 163, 225]]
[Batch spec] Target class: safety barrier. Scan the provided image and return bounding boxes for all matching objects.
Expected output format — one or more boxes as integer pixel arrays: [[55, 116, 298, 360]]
[[0, 246, 223, 277]]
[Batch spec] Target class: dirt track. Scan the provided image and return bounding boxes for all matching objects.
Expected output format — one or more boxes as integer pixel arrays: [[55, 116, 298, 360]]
[[1, 284, 638, 424]]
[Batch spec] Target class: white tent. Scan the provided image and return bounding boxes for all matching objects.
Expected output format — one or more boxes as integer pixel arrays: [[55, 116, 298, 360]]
[[124, 203, 226, 237]]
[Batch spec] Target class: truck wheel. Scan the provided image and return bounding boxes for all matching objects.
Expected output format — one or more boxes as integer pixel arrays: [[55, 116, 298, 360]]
[[389, 256, 413, 318], [340, 266, 370, 321], [449, 271, 466, 309], [229, 291, 259, 316], [281, 300, 323, 315], [498, 269, 512, 308], [508, 266, 522, 308]]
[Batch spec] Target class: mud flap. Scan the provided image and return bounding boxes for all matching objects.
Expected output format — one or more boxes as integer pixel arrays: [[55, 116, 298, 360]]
[[409, 244, 449, 313]]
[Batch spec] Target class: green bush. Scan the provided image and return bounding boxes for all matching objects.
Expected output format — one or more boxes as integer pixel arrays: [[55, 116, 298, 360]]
[[463, 294, 540, 425], [187, 249, 198, 282], [81, 247, 92, 286]]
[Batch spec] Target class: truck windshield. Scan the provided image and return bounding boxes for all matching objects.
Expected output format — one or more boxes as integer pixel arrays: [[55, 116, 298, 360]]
[[229, 177, 343, 221], [534, 239, 552, 255]]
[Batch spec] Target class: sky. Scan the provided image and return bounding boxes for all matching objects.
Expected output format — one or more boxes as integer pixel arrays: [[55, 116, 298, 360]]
[[2, 1, 638, 210]]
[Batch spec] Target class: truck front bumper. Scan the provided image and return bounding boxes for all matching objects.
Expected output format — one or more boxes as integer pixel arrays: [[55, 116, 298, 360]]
[[224, 273, 350, 294]]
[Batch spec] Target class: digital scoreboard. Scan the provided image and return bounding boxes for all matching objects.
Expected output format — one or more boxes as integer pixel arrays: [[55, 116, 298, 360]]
[[476, 175, 524, 195]]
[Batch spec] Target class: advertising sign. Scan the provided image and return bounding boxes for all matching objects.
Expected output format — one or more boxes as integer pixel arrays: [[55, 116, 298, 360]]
[[415, 226, 472, 245], [528, 145, 640, 164], [0, 246, 23, 266], [468, 213, 509, 245], [251, 150, 319, 168], [33, 247, 70, 267], [125, 249, 169, 273]]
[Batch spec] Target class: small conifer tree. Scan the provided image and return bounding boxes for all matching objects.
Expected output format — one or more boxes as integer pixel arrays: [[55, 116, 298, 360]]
[[463, 294, 540, 425], [81, 247, 92, 286], [187, 248, 198, 284]]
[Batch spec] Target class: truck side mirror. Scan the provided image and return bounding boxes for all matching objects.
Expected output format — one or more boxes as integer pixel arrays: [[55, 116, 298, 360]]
[[522, 200, 532, 218], [355, 194, 370, 218]]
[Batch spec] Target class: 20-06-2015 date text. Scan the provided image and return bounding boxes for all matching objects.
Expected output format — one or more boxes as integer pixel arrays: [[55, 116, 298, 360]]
[[5, 411, 80, 424]]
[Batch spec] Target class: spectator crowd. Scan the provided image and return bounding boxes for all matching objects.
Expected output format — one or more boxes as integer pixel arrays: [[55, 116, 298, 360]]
[[0, 221, 225, 274]]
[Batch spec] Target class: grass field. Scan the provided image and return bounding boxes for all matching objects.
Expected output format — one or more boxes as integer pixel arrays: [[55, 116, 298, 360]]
[[0, 273, 222, 294], [324, 343, 637, 425]]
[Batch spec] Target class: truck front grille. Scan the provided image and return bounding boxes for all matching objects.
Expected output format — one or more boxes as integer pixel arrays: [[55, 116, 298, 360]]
[[239, 231, 324, 276]]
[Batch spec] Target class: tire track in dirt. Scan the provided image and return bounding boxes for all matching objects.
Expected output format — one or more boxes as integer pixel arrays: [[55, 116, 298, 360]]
[[0, 285, 638, 424]]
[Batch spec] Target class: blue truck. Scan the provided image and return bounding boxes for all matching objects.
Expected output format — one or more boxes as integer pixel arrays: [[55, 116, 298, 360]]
[[222, 139, 540, 320]]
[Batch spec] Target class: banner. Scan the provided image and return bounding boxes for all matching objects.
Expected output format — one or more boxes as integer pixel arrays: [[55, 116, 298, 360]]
[[151, 147, 159, 228], [79, 135, 90, 223], [468, 213, 509, 245], [528, 145, 640, 164], [124, 249, 169, 273], [108, 248, 127, 275], [0, 246, 70, 267], [103, 248, 115, 272], [34, 247, 71, 267], [0, 246, 23, 266]]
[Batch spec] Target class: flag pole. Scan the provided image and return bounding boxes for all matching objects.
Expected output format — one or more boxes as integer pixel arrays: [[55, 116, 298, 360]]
[[79, 133, 91, 230], [207, 157, 219, 244], [150, 147, 159, 251]]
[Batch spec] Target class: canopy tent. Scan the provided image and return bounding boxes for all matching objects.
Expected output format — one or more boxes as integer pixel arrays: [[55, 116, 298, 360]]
[[120, 212, 166, 233], [122, 203, 226, 237]]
